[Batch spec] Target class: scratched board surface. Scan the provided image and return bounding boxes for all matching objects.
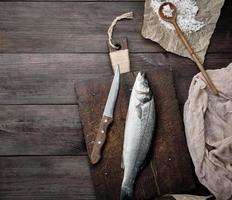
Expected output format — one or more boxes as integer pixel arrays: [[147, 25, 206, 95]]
[[75, 69, 195, 200], [0, 0, 231, 199]]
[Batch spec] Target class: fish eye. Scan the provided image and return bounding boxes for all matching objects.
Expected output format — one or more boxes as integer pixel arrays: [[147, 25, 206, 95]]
[[143, 80, 148, 86]]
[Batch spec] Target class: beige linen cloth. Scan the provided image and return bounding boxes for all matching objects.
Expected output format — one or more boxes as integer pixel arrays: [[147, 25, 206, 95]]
[[170, 195, 211, 200], [184, 63, 232, 200]]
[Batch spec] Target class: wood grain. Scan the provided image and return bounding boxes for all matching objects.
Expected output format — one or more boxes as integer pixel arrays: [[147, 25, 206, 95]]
[[0, 53, 230, 105], [0, 0, 230, 199], [0, 156, 95, 200], [4, 0, 144, 1], [0, 51, 228, 157], [0, 51, 228, 156], [90, 115, 113, 164], [0, 105, 85, 156], [76, 69, 195, 199], [0, 1, 230, 53]]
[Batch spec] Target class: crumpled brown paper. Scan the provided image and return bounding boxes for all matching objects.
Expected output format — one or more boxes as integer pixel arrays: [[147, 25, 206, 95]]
[[142, 0, 225, 63]]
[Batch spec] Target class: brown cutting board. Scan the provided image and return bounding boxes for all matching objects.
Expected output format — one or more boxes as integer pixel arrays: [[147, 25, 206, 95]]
[[75, 69, 195, 200]]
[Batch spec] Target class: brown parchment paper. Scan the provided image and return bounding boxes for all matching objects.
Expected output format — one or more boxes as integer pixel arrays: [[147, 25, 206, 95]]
[[142, 0, 225, 63]]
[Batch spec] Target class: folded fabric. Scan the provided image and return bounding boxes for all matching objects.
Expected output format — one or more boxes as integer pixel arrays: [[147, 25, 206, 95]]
[[184, 63, 232, 200], [170, 194, 212, 200]]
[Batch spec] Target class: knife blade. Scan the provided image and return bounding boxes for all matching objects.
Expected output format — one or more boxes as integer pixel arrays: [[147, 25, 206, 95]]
[[90, 65, 120, 164]]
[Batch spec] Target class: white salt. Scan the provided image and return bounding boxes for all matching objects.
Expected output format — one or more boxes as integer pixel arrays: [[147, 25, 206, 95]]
[[151, 0, 205, 33], [162, 4, 174, 17]]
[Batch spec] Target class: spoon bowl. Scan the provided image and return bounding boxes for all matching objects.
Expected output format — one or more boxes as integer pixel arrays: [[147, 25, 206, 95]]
[[159, 2, 177, 23]]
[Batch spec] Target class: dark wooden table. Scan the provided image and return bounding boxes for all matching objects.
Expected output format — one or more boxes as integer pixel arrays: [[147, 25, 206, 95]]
[[0, 0, 231, 199]]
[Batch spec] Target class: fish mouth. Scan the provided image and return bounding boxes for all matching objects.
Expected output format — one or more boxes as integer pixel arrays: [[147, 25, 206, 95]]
[[135, 72, 150, 95], [137, 72, 145, 80], [140, 72, 145, 78]]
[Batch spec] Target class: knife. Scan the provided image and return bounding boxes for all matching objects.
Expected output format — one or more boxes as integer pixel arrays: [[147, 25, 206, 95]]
[[90, 65, 120, 164]]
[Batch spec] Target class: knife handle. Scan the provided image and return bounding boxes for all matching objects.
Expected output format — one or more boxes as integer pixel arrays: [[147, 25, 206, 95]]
[[90, 116, 113, 164]]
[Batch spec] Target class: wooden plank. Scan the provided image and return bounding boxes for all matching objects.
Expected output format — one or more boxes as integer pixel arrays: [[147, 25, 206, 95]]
[[0, 1, 231, 53], [76, 69, 195, 199], [0, 53, 230, 105], [0, 105, 85, 155], [0, 46, 228, 156], [0, 156, 96, 200], [0, 0, 144, 1]]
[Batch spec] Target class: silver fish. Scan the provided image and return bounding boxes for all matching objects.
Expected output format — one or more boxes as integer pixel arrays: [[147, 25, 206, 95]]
[[120, 72, 155, 200]]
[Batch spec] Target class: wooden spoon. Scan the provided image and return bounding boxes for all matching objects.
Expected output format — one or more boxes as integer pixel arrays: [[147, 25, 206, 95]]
[[159, 2, 218, 95]]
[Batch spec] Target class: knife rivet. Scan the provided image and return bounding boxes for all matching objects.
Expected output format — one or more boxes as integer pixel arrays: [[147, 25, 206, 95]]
[[98, 141, 101, 144], [104, 119, 108, 123], [101, 130, 104, 133]]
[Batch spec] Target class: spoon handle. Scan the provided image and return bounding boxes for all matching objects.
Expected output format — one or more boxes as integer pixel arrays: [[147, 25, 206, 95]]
[[172, 20, 218, 96]]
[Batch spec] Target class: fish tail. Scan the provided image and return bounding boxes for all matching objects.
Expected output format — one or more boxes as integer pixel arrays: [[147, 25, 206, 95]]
[[120, 186, 133, 200]]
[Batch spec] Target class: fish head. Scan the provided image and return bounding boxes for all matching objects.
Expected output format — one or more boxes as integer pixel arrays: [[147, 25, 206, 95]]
[[134, 72, 152, 103]]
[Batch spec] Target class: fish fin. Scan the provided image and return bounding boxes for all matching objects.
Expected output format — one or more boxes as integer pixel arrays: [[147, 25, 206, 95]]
[[121, 155, 124, 169], [136, 104, 142, 119], [120, 186, 133, 200], [140, 159, 148, 170]]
